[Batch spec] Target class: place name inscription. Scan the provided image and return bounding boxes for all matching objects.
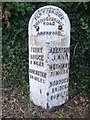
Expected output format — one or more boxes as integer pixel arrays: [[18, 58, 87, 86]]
[[33, 7, 65, 38], [49, 78, 69, 100], [29, 69, 47, 78], [49, 47, 70, 53], [48, 47, 70, 77], [30, 47, 44, 67], [34, 7, 64, 21], [37, 31, 63, 36], [51, 84, 68, 93], [33, 16, 62, 28], [29, 69, 46, 84], [50, 78, 69, 87], [48, 46, 69, 101]]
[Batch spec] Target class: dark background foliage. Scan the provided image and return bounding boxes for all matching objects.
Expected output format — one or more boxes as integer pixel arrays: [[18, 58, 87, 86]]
[[2, 2, 90, 98]]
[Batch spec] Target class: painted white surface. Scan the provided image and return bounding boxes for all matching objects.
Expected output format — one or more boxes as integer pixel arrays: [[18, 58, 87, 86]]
[[29, 5, 70, 109]]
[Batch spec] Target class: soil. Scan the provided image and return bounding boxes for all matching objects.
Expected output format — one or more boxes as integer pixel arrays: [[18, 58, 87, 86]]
[[2, 86, 90, 119]]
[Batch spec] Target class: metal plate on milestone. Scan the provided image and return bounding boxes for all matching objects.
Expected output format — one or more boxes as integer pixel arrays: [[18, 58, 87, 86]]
[[28, 5, 70, 110]]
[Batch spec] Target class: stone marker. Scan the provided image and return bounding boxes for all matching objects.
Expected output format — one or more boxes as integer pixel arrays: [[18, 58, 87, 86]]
[[29, 5, 70, 110]]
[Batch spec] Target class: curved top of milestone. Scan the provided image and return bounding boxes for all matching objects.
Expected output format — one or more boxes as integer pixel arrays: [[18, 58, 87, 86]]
[[29, 5, 70, 37]]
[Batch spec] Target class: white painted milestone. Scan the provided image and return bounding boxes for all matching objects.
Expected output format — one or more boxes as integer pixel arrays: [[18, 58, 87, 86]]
[[29, 5, 70, 110]]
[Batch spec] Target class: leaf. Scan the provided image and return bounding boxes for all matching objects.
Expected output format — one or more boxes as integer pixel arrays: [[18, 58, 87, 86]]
[[58, 113, 63, 120]]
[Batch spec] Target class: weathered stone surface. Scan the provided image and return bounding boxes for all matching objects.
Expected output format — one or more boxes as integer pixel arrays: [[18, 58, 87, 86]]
[[29, 5, 70, 110]]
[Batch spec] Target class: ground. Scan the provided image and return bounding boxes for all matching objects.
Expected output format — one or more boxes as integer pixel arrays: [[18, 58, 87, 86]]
[[2, 86, 90, 119]]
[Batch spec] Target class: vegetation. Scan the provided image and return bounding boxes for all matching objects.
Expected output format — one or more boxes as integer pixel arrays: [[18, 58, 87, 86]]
[[2, 2, 90, 98]]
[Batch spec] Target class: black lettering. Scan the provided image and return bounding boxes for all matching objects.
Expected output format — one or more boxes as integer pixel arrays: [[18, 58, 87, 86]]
[[52, 88, 54, 93], [29, 69, 47, 78], [31, 47, 43, 53]]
